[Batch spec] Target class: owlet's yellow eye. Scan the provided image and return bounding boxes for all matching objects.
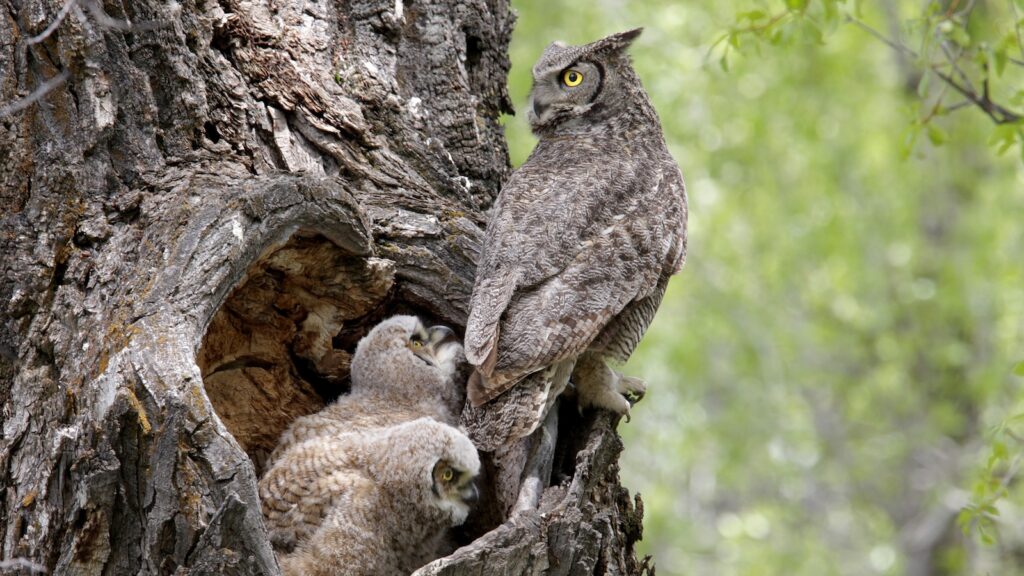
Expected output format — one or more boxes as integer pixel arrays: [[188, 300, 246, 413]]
[[441, 467, 454, 482], [411, 340, 423, 348], [562, 69, 583, 87]]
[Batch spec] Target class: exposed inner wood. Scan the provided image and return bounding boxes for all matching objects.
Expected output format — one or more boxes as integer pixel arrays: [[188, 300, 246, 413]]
[[197, 231, 395, 473]]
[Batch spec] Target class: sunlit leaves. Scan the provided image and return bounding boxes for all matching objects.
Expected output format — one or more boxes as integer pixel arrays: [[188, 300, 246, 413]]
[[718, 0, 1024, 161]]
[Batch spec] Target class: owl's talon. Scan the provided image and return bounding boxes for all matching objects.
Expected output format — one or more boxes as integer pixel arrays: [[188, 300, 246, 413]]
[[618, 375, 646, 401]]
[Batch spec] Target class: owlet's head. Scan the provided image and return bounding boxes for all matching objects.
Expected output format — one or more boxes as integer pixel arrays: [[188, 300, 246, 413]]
[[371, 419, 481, 527], [350, 315, 464, 402], [527, 28, 644, 135]]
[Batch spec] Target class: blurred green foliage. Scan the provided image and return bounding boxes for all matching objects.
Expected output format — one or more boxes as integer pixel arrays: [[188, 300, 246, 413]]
[[505, 1, 1024, 574]]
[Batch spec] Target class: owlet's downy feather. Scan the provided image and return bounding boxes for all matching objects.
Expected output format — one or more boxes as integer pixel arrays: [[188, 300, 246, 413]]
[[259, 316, 476, 573], [264, 419, 480, 576], [462, 28, 688, 455]]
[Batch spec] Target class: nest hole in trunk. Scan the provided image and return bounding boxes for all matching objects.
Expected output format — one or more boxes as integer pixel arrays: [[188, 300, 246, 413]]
[[194, 227, 613, 564], [195, 229, 426, 476]]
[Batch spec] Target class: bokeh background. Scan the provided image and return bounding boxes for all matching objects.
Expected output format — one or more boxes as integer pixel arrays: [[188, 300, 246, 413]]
[[503, 1, 1024, 575]]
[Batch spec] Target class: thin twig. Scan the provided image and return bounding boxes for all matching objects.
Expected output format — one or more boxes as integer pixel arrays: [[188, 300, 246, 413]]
[[939, 40, 975, 93], [26, 0, 78, 45], [921, 80, 951, 123], [81, 0, 167, 32], [705, 12, 790, 62], [944, 0, 963, 19], [933, 68, 1020, 123], [944, 99, 973, 112], [0, 71, 70, 118], [847, 16, 918, 58], [847, 15, 1022, 125], [0, 558, 48, 574], [2, 0, 173, 118]]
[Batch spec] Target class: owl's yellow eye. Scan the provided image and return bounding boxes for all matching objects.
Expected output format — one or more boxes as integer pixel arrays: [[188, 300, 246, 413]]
[[441, 467, 454, 482], [411, 340, 423, 348], [562, 69, 583, 87]]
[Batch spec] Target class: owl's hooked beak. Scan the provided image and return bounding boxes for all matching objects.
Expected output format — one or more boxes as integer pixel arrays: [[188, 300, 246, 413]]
[[531, 97, 549, 121], [459, 481, 479, 506]]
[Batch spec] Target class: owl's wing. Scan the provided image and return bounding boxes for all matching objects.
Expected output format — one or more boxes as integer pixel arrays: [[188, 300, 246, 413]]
[[462, 359, 573, 451], [466, 150, 685, 405]]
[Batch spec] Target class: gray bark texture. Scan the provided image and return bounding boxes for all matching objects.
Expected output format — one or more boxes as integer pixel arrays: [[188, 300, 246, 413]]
[[0, 1, 650, 574]]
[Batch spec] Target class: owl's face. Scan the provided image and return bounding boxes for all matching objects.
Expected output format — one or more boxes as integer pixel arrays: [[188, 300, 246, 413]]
[[407, 321, 462, 372], [527, 28, 643, 134], [429, 457, 479, 525], [351, 315, 465, 396]]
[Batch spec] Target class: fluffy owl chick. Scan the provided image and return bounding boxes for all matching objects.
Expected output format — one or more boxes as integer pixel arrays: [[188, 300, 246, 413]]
[[262, 419, 480, 576], [271, 315, 465, 462], [463, 28, 688, 453]]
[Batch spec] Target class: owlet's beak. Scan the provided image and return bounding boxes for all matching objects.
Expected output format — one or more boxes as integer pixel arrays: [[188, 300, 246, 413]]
[[411, 324, 461, 367], [459, 481, 479, 506], [426, 325, 459, 349]]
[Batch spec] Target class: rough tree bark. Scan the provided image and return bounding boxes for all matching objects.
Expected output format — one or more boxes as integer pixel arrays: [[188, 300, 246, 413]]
[[0, 1, 649, 574]]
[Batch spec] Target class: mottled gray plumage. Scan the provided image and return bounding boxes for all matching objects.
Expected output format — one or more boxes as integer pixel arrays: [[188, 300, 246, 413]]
[[462, 28, 688, 454]]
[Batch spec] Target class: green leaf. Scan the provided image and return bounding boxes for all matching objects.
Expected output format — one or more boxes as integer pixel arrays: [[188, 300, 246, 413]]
[[980, 525, 996, 546], [957, 509, 974, 535], [987, 441, 1008, 470], [989, 125, 1019, 155], [738, 10, 766, 22], [917, 71, 931, 98], [927, 124, 948, 146], [1013, 361, 1024, 376], [950, 25, 971, 47]]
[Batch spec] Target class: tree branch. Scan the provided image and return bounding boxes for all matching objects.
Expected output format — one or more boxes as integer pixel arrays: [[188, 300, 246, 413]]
[[846, 16, 1022, 125]]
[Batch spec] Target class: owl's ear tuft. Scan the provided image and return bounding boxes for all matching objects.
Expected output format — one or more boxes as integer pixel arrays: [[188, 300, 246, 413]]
[[590, 28, 643, 55]]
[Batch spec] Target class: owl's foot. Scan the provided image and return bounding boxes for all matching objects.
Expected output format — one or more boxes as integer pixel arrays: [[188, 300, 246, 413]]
[[573, 355, 646, 420], [619, 374, 646, 404]]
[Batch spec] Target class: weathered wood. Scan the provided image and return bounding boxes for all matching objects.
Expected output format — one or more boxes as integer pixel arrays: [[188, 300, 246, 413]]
[[0, 0, 650, 573]]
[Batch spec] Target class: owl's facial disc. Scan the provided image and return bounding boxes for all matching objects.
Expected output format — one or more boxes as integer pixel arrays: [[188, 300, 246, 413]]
[[407, 323, 436, 366], [431, 460, 479, 525], [528, 60, 602, 130], [527, 30, 642, 134]]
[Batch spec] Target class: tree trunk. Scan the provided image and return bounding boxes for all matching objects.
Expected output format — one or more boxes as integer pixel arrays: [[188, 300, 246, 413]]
[[0, 1, 649, 574]]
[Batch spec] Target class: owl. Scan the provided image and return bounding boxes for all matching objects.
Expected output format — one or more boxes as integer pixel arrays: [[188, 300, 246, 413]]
[[262, 315, 466, 552], [261, 418, 481, 576], [270, 315, 465, 463], [462, 29, 688, 455]]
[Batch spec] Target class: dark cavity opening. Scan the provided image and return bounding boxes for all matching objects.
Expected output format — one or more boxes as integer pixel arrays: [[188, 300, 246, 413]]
[[196, 231, 398, 475]]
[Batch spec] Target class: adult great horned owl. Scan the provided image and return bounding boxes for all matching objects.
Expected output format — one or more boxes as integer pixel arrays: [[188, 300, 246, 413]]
[[270, 315, 464, 461], [463, 28, 688, 452], [263, 419, 480, 576]]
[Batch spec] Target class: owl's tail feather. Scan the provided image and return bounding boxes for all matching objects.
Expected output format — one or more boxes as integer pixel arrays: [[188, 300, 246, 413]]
[[467, 366, 522, 407], [461, 359, 574, 452]]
